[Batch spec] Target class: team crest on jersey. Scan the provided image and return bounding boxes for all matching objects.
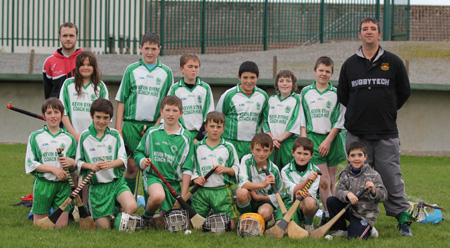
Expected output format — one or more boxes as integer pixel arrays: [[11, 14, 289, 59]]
[[285, 106, 291, 113], [156, 78, 162, 85], [218, 157, 224, 165], [27, 158, 32, 166], [256, 102, 261, 111], [197, 96, 202, 104], [108, 145, 112, 153], [326, 101, 331, 108], [91, 94, 96, 101], [381, 63, 389, 71], [171, 145, 178, 153], [61, 143, 66, 149]]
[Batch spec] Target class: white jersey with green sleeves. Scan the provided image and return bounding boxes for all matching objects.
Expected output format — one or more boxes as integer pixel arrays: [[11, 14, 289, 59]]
[[115, 59, 173, 122], [238, 154, 282, 208], [25, 126, 77, 181], [76, 125, 127, 184], [281, 161, 320, 203], [263, 93, 301, 137], [192, 138, 239, 188], [300, 82, 345, 134], [59, 77, 109, 133], [216, 84, 268, 142], [168, 77, 214, 131], [134, 124, 194, 182]]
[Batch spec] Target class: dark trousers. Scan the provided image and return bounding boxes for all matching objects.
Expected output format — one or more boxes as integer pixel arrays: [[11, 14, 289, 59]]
[[327, 196, 371, 240]]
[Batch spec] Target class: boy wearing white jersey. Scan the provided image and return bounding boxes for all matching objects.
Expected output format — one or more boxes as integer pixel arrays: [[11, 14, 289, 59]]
[[77, 98, 137, 229], [26, 98, 77, 228], [263, 70, 301, 168], [216, 61, 268, 160], [168, 53, 214, 142], [135, 96, 194, 221], [115, 33, 173, 194], [300, 56, 346, 226], [191, 111, 240, 229], [236, 133, 282, 223]]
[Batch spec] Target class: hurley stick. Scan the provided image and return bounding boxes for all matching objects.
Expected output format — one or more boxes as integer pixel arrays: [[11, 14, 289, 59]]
[[265, 170, 322, 239], [57, 148, 95, 230], [260, 166, 287, 214], [150, 163, 205, 229], [35, 170, 96, 230], [7, 101, 45, 120], [310, 188, 368, 239], [173, 167, 217, 209]]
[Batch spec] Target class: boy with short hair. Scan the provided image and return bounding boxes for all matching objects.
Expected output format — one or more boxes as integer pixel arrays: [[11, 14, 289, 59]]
[[216, 61, 268, 160], [168, 53, 214, 143], [300, 56, 346, 225], [191, 111, 240, 229], [236, 133, 281, 223], [115, 32, 174, 194], [134, 95, 194, 222], [25, 97, 77, 228], [327, 141, 388, 240], [279, 137, 320, 233], [76, 98, 138, 229]]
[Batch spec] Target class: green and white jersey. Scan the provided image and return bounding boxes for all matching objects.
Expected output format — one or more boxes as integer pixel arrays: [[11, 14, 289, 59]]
[[216, 84, 268, 142], [238, 154, 282, 208], [76, 125, 127, 184], [115, 59, 173, 122], [25, 126, 77, 181], [192, 138, 239, 188], [263, 93, 301, 137], [300, 82, 346, 134], [59, 77, 109, 133], [281, 161, 320, 203], [167, 77, 214, 131], [134, 124, 194, 181]]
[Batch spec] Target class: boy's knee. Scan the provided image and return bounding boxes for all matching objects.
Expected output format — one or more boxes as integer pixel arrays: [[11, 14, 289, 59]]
[[236, 188, 249, 204], [125, 202, 138, 214], [320, 179, 330, 191]]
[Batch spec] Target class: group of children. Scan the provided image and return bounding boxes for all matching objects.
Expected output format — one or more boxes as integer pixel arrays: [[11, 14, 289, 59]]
[[26, 32, 389, 239]]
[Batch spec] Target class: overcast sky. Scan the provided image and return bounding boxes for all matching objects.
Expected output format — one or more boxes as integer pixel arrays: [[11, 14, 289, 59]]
[[410, 0, 450, 5]]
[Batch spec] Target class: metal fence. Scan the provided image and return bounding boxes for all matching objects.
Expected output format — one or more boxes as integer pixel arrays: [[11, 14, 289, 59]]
[[1, 0, 410, 55]]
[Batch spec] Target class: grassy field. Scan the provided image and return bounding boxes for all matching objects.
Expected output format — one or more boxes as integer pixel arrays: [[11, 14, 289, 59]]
[[1, 144, 449, 248]]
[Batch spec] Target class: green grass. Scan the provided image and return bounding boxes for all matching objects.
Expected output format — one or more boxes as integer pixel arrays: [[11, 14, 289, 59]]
[[1, 144, 449, 247]]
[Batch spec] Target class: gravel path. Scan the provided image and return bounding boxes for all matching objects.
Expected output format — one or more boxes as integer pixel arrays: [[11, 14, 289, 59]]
[[1, 41, 449, 84]]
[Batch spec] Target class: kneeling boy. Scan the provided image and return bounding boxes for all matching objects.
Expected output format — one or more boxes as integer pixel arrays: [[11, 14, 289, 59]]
[[191, 111, 240, 229], [279, 137, 320, 233], [236, 133, 282, 223], [76, 98, 137, 229], [327, 141, 387, 239], [26, 97, 77, 228]]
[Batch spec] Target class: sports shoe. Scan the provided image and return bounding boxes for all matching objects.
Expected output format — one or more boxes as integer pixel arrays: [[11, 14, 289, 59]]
[[398, 222, 413, 237], [305, 224, 314, 233], [332, 229, 348, 238], [370, 226, 379, 238]]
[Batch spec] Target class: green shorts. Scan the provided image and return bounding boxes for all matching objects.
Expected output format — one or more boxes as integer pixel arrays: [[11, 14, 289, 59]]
[[191, 185, 239, 220], [32, 177, 71, 214], [122, 120, 155, 153], [88, 177, 130, 219], [227, 140, 251, 161], [275, 198, 318, 226], [269, 136, 296, 169], [143, 174, 180, 212], [308, 132, 346, 166]]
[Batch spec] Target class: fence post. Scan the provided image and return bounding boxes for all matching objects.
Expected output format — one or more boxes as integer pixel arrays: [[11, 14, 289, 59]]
[[383, 0, 391, 41], [375, 0, 381, 22], [263, 0, 268, 51], [319, 0, 325, 44], [160, 0, 165, 56], [201, 0, 206, 54]]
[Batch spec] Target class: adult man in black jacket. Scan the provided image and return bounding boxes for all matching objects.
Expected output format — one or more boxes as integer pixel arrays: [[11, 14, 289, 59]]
[[337, 17, 412, 237]]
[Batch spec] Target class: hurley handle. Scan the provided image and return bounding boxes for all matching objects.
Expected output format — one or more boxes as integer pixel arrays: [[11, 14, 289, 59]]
[[295, 170, 322, 201]]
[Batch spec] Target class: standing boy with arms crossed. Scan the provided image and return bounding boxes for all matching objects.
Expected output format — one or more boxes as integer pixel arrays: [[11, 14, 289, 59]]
[[236, 133, 282, 224], [216, 61, 268, 160], [191, 111, 240, 229], [300, 56, 346, 226], [115, 33, 174, 195], [76, 98, 137, 229], [26, 98, 77, 228], [134, 96, 194, 223]]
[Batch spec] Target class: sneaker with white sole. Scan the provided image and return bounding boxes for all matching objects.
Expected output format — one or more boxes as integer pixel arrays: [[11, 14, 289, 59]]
[[370, 226, 379, 238], [398, 222, 413, 237], [332, 229, 348, 238]]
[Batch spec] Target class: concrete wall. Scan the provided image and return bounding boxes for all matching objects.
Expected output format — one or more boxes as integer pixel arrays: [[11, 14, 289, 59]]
[[1, 82, 449, 156]]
